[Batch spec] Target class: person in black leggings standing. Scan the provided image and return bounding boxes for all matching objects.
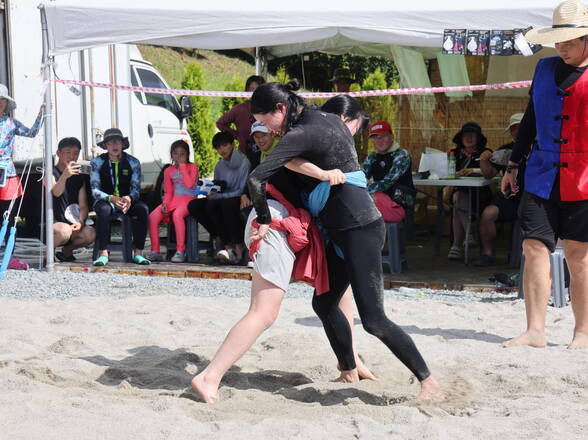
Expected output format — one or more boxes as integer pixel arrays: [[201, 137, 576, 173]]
[[247, 82, 443, 400]]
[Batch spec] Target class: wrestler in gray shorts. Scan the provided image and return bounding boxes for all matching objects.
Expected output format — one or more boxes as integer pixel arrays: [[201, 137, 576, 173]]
[[244, 199, 295, 291]]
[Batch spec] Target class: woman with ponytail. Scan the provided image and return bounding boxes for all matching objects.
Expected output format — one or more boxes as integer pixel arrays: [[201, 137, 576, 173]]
[[246, 82, 443, 400]]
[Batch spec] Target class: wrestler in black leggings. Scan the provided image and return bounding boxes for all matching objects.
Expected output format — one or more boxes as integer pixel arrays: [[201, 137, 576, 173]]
[[312, 218, 430, 381]]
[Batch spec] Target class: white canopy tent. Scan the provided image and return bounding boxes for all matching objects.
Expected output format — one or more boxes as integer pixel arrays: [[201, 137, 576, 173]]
[[43, 0, 556, 56], [38, 0, 558, 269]]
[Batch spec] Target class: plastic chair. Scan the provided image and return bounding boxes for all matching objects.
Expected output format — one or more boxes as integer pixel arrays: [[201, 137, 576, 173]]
[[166, 216, 211, 263], [518, 248, 569, 308], [92, 211, 133, 262], [382, 221, 406, 274]]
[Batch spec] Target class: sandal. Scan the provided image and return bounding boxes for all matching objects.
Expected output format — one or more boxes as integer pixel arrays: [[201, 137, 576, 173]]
[[447, 246, 463, 261], [133, 255, 151, 265]]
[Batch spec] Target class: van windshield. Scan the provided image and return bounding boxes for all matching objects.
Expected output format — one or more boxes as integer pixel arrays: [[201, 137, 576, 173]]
[[136, 68, 180, 116]]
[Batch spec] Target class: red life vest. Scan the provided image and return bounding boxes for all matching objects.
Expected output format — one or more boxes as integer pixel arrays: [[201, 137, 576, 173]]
[[560, 68, 588, 200]]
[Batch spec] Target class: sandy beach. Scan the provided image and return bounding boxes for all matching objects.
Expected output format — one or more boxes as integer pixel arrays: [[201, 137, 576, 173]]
[[0, 275, 587, 439]]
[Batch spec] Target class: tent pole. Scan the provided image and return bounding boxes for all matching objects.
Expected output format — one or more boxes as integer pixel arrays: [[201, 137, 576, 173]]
[[255, 47, 268, 78], [39, 5, 54, 272], [255, 47, 261, 76]]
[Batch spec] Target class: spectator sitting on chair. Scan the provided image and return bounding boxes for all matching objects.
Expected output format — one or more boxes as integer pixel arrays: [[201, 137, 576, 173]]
[[447, 122, 493, 260], [473, 113, 525, 266], [363, 121, 415, 223], [216, 75, 265, 155], [90, 128, 150, 266], [51, 137, 96, 262], [147, 140, 198, 263], [188, 131, 250, 264]]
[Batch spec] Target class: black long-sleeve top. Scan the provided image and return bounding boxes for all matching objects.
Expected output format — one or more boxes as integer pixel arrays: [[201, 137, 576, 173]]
[[510, 58, 587, 164], [247, 107, 381, 230]]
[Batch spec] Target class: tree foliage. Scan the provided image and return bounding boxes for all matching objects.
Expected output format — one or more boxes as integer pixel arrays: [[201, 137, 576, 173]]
[[221, 77, 246, 115], [181, 63, 217, 177], [269, 53, 398, 91]]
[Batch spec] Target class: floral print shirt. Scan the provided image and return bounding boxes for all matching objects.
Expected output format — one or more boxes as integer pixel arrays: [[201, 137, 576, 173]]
[[0, 109, 44, 177]]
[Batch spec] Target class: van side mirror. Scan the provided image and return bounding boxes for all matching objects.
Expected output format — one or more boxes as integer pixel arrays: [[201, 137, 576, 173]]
[[180, 96, 193, 119]]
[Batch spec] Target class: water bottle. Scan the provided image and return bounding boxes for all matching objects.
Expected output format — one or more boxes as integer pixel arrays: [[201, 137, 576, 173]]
[[447, 151, 456, 178]]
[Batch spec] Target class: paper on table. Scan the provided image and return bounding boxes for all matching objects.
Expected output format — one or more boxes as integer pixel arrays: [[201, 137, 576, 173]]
[[418, 149, 449, 178]]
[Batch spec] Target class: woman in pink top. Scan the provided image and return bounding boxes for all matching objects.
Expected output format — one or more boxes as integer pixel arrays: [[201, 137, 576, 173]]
[[148, 140, 198, 263]]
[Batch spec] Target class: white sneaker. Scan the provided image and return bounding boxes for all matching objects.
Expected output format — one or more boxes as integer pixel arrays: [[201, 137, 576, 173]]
[[247, 261, 255, 268], [171, 251, 186, 263], [216, 249, 231, 263]]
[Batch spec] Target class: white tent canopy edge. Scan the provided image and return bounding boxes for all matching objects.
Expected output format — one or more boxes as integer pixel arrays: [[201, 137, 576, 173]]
[[43, 0, 556, 57]]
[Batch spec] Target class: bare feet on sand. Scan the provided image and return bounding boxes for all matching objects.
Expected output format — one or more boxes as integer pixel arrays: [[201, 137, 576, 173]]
[[502, 330, 547, 348], [337, 359, 378, 381], [333, 368, 360, 383], [191, 373, 220, 403], [416, 376, 445, 402], [568, 331, 588, 349]]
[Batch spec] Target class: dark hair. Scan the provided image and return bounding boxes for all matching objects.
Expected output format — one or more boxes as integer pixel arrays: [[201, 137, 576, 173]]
[[245, 75, 266, 91], [320, 95, 370, 132], [250, 80, 306, 133], [170, 139, 191, 162], [57, 137, 81, 150], [212, 131, 235, 149]]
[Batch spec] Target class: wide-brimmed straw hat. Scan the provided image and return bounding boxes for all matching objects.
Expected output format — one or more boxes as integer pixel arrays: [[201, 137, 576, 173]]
[[97, 128, 130, 150], [525, 0, 588, 44], [0, 84, 17, 113]]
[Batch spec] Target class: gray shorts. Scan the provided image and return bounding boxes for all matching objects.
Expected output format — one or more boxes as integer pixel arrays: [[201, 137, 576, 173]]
[[244, 200, 295, 291]]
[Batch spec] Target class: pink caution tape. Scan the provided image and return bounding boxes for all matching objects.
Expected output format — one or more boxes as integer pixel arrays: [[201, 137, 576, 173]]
[[49, 78, 532, 98]]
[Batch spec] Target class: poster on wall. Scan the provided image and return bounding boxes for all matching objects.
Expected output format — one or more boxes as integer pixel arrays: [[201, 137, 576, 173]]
[[442, 28, 541, 55], [442, 29, 466, 55], [466, 30, 489, 56]]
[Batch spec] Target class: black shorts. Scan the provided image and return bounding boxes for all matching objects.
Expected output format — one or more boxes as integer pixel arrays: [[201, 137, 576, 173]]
[[518, 191, 588, 252], [494, 197, 519, 222]]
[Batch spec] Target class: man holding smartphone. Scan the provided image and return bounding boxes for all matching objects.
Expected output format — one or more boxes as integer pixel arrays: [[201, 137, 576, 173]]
[[502, 0, 588, 350], [51, 137, 95, 262]]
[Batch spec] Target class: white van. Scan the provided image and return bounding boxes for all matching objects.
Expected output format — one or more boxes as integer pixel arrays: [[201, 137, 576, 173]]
[[2, 0, 193, 232]]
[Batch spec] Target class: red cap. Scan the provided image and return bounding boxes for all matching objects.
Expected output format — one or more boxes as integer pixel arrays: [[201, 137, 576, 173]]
[[369, 121, 392, 136]]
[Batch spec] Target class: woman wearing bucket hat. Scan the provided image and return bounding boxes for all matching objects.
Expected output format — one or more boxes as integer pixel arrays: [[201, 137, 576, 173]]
[[446, 121, 493, 261], [502, 0, 588, 349], [0, 84, 45, 270]]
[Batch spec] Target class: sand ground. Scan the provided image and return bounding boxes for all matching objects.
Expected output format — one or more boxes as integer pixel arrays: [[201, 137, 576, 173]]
[[0, 290, 587, 439]]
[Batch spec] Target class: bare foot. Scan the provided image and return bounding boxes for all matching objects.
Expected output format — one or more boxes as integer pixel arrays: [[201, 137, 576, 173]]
[[568, 331, 588, 349], [337, 359, 378, 381], [191, 373, 220, 403], [416, 376, 445, 402], [502, 330, 546, 348], [333, 369, 360, 383]]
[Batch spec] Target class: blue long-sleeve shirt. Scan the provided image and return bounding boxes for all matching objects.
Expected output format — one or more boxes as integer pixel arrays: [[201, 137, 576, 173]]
[[90, 153, 141, 204]]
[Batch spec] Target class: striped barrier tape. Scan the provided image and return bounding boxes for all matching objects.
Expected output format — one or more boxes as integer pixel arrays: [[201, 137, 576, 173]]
[[49, 78, 532, 98]]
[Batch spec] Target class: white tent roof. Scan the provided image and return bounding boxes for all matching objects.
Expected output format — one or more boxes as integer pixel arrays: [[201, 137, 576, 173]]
[[43, 0, 557, 57]]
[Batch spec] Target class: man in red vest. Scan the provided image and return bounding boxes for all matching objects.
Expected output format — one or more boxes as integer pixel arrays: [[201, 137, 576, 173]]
[[502, 0, 588, 349]]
